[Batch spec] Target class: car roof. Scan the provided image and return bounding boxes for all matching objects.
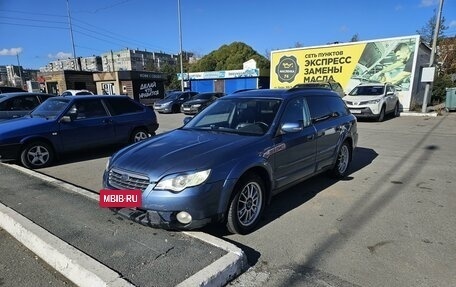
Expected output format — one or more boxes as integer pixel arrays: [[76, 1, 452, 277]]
[[226, 88, 340, 100], [0, 92, 55, 100], [356, 82, 387, 87], [54, 95, 132, 100]]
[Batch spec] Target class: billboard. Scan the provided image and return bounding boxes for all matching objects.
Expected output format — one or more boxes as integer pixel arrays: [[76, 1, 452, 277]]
[[271, 35, 420, 95]]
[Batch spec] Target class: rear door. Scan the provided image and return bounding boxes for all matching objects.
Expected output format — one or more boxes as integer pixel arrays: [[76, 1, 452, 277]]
[[306, 95, 346, 171]]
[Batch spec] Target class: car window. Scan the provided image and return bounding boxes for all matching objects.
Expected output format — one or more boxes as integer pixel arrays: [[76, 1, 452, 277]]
[[0, 96, 39, 111], [280, 97, 311, 127], [105, 97, 144, 115], [31, 98, 70, 119], [68, 99, 108, 120], [306, 95, 349, 121], [185, 98, 281, 135], [61, 91, 72, 96]]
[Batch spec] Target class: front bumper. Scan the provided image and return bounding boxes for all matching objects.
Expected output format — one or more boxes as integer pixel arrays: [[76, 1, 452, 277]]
[[103, 173, 236, 230], [347, 106, 378, 118], [111, 207, 213, 230], [153, 105, 172, 113]]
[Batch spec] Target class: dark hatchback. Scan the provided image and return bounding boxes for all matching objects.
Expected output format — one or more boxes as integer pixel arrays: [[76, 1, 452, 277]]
[[0, 95, 158, 168], [103, 88, 358, 234], [180, 92, 225, 114], [153, 91, 199, 113], [0, 92, 55, 122]]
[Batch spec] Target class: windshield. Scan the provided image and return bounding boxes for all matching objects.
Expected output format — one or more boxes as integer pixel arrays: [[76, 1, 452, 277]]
[[30, 97, 71, 119], [183, 97, 281, 136], [192, 93, 216, 100], [349, 86, 385, 96], [165, 91, 184, 100]]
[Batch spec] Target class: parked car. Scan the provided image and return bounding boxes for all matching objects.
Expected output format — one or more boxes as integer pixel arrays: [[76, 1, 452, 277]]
[[180, 92, 225, 114], [0, 86, 26, 93], [0, 95, 158, 168], [343, 83, 400, 121], [293, 81, 345, 98], [103, 88, 358, 234], [0, 92, 55, 122], [153, 91, 198, 113], [61, 89, 94, 96]]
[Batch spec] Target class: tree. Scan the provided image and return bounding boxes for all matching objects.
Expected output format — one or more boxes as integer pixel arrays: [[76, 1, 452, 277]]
[[350, 34, 359, 42], [188, 42, 270, 72], [416, 8, 448, 45]]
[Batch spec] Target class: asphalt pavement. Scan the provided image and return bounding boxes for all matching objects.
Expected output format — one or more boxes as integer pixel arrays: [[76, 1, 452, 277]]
[[0, 163, 247, 287]]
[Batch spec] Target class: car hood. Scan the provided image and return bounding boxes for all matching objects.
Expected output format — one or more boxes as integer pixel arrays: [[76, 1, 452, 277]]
[[0, 117, 54, 136], [110, 129, 267, 180], [344, 95, 383, 102]]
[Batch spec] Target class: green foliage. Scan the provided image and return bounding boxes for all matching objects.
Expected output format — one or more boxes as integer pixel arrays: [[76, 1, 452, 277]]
[[432, 73, 456, 104], [160, 63, 180, 90], [416, 9, 448, 45], [188, 42, 270, 72]]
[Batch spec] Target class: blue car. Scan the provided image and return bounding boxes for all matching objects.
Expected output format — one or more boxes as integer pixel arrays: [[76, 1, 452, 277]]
[[0, 95, 158, 169], [103, 88, 358, 234]]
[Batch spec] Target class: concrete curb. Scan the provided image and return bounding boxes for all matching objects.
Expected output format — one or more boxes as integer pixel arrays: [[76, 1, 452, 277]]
[[1, 163, 247, 287], [400, 111, 438, 117], [0, 202, 133, 287]]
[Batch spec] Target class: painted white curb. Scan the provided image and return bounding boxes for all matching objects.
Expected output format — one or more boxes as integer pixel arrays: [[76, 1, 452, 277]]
[[0, 202, 133, 287], [1, 163, 247, 287]]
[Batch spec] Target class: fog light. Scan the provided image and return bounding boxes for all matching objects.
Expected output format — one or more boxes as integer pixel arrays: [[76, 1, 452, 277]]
[[176, 211, 192, 224]]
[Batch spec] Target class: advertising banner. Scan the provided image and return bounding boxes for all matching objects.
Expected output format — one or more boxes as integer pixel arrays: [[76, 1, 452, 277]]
[[271, 35, 419, 94]]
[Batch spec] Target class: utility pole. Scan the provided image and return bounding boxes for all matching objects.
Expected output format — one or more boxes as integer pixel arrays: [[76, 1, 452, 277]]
[[66, 0, 79, 71], [16, 52, 24, 89], [178, 0, 184, 91], [422, 0, 444, 113]]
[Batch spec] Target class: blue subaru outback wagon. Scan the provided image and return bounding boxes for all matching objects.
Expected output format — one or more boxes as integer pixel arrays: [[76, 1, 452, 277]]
[[103, 88, 357, 234]]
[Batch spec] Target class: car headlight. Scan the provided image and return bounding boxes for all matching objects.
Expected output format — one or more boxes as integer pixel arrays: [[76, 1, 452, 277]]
[[366, 99, 381, 104], [162, 101, 171, 106], [155, 169, 211, 192], [191, 104, 202, 108]]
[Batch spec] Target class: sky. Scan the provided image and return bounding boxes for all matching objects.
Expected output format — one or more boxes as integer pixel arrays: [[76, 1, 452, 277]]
[[1, 0, 455, 69]]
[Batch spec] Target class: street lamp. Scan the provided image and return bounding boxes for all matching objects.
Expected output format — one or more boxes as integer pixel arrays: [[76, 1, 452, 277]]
[[178, 0, 184, 91]]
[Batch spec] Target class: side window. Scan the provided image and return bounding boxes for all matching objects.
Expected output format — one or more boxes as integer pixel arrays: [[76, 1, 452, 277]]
[[280, 97, 311, 127], [8, 96, 39, 111], [105, 98, 143, 116], [307, 96, 348, 121], [69, 99, 108, 120]]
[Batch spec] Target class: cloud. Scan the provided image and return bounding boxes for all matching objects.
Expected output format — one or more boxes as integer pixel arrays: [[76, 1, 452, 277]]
[[450, 20, 456, 28], [48, 52, 73, 59], [419, 0, 438, 7], [0, 47, 23, 56], [394, 5, 403, 11]]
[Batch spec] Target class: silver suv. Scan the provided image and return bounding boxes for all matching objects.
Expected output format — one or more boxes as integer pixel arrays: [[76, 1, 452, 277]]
[[343, 83, 400, 122], [293, 81, 345, 98]]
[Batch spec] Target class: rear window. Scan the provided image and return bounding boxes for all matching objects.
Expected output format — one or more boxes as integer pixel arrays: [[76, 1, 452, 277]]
[[105, 97, 144, 115]]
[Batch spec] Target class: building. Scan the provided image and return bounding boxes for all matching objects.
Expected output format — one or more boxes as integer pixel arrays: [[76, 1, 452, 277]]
[[178, 59, 270, 94], [37, 70, 96, 95], [100, 49, 178, 72], [40, 56, 102, 72], [270, 35, 432, 111]]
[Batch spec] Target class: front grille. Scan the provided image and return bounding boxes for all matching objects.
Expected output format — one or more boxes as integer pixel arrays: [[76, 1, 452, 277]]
[[108, 168, 150, 192]]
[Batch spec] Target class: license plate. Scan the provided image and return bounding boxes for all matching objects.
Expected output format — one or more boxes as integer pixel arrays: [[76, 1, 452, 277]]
[[183, 107, 190, 111], [350, 109, 361, 114]]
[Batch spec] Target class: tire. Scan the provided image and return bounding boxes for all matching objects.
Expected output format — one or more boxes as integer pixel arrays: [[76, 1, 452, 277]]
[[172, 105, 180, 113], [377, 106, 385, 122], [393, 102, 400, 118], [226, 174, 265, 235], [329, 141, 351, 178], [20, 141, 54, 169], [130, 128, 149, 143]]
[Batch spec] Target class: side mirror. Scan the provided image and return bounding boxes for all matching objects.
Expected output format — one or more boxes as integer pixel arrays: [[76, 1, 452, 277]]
[[281, 122, 302, 133], [183, 116, 193, 125], [60, 115, 73, 123]]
